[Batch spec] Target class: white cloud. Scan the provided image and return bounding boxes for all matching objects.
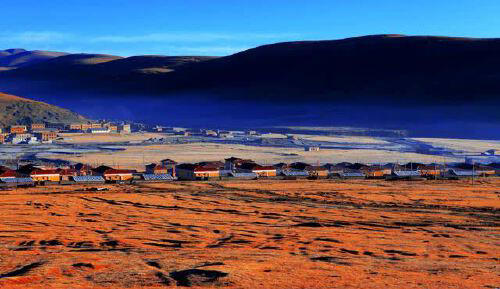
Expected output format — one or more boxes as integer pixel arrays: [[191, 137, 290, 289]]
[[91, 32, 300, 43], [0, 31, 72, 43], [0, 31, 302, 55]]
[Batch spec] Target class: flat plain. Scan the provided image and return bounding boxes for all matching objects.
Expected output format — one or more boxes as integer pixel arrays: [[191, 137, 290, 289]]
[[0, 178, 498, 288], [38, 133, 489, 171], [42, 142, 462, 171]]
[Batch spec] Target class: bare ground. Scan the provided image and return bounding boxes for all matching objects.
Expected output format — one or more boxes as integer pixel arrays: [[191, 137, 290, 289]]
[[0, 179, 498, 288]]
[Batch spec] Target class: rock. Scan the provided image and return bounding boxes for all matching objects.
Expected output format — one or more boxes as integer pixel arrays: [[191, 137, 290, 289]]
[[169, 269, 228, 287]]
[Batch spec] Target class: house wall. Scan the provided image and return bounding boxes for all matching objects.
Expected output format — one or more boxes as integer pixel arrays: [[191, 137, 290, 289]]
[[419, 169, 441, 176], [478, 170, 496, 176], [60, 175, 75, 181], [30, 124, 45, 130], [10, 126, 26, 134], [36, 132, 57, 141], [146, 167, 168, 174], [70, 124, 82, 130], [104, 174, 133, 181], [176, 169, 219, 180], [362, 168, 391, 177], [31, 174, 61, 182], [364, 171, 385, 177], [309, 170, 329, 177], [305, 147, 320, 152], [120, 125, 131, 133], [195, 171, 220, 178], [253, 170, 276, 177]]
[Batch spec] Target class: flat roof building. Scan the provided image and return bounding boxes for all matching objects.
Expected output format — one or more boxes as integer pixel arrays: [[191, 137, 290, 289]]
[[176, 163, 220, 180], [69, 123, 83, 131], [119, 124, 131, 134], [305, 146, 320, 152], [89, 128, 110, 134], [30, 123, 45, 131], [30, 168, 61, 182], [10, 125, 27, 134], [35, 131, 58, 142]]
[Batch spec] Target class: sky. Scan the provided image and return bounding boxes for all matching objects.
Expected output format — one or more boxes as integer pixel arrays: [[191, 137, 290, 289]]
[[1, 0, 499, 56]]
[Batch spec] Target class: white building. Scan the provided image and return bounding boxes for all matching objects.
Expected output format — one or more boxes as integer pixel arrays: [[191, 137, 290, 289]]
[[119, 124, 131, 134], [305, 146, 320, 152], [27, 137, 40, 144], [10, 133, 32, 144], [217, 131, 233, 138], [89, 128, 110, 134]]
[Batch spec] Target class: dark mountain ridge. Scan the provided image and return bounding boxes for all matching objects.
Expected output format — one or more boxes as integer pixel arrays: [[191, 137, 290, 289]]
[[153, 34, 500, 104], [0, 35, 499, 138]]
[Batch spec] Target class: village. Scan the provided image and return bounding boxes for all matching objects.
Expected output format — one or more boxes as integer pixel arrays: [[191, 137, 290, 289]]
[[0, 120, 275, 146], [0, 122, 132, 145], [0, 121, 405, 146], [0, 121, 499, 188], [0, 154, 498, 188]]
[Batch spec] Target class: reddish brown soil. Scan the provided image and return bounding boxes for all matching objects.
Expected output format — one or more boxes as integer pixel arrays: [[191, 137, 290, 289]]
[[0, 179, 498, 288]]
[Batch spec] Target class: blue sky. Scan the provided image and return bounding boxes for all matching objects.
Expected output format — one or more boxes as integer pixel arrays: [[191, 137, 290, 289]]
[[1, 0, 499, 56]]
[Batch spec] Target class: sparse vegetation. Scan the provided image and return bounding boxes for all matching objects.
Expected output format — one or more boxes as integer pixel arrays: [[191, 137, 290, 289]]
[[0, 179, 498, 288], [0, 92, 86, 127]]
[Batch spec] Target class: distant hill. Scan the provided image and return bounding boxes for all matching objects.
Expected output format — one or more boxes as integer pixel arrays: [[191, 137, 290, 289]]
[[0, 48, 68, 70], [2, 52, 216, 79], [3, 53, 123, 77], [153, 34, 500, 104], [0, 35, 499, 138], [3, 35, 500, 103], [0, 92, 87, 127]]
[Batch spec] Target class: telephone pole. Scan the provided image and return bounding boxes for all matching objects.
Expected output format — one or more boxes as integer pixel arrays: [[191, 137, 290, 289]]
[[472, 162, 475, 187]]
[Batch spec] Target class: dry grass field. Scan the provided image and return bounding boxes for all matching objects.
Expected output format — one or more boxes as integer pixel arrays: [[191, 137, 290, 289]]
[[412, 138, 500, 154], [0, 179, 498, 288], [43, 142, 460, 171]]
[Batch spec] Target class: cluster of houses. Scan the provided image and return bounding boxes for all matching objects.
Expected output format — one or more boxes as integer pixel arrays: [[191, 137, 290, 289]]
[[1, 157, 498, 188], [67, 123, 131, 134], [150, 127, 260, 138], [173, 158, 498, 181], [0, 122, 132, 145], [0, 123, 59, 144]]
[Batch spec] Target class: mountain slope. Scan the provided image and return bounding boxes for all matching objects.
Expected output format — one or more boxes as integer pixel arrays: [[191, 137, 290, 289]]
[[0, 48, 68, 69], [154, 34, 500, 103], [4, 53, 123, 77], [0, 35, 499, 138], [0, 92, 87, 127], [3, 53, 216, 79], [5, 34, 499, 104], [95, 55, 217, 75]]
